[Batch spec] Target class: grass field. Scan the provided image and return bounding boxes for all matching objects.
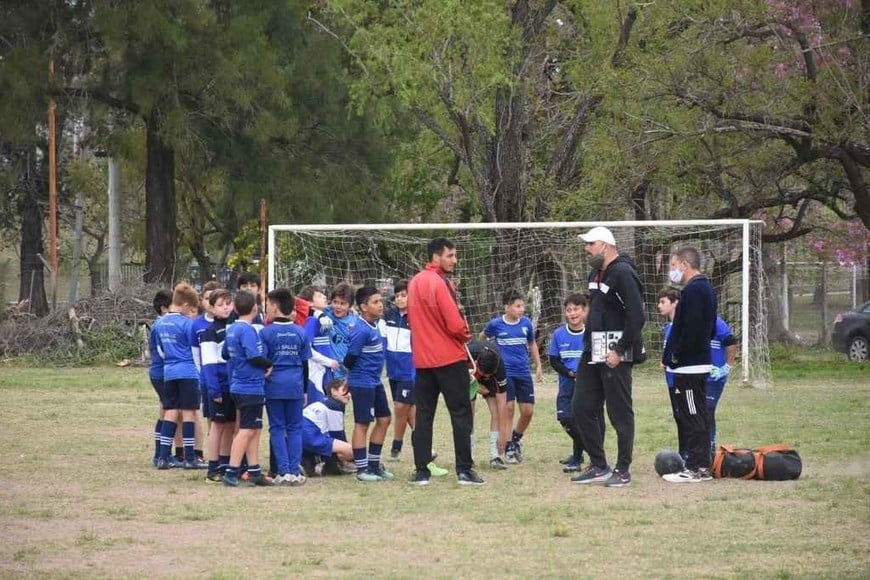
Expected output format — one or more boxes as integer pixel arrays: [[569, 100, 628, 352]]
[[0, 358, 868, 579]]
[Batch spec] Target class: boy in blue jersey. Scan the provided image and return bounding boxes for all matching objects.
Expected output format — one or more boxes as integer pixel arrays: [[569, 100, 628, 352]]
[[201, 289, 236, 482], [301, 285, 339, 405], [481, 289, 543, 464], [706, 317, 737, 453], [221, 291, 274, 487], [302, 378, 354, 472], [190, 280, 221, 461], [325, 283, 359, 382], [383, 280, 414, 460], [261, 288, 311, 487], [345, 286, 392, 482], [657, 287, 685, 459], [548, 293, 598, 473], [153, 283, 207, 470], [148, 290, 176, 467]]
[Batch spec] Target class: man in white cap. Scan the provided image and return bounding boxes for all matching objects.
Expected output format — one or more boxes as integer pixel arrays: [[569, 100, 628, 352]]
[[570, 226, 646, 488]]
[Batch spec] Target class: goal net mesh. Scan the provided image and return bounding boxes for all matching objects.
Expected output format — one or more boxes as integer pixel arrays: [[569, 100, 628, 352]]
[[270, 222, 770, 386]]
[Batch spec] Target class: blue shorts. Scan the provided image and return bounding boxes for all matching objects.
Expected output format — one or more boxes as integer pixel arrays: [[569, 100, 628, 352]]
[[350, 384, 391, 424], [150, 377, 168, 407], [232, 394, 265, 430], [211, 393, 236, 424], [556, 378, 574, 420], [164, 378, 200, 411], [302, 420, 335, 457], [199, 382, 212, 419], [389, 379, 415, 405], [506, 375, 535, 404]]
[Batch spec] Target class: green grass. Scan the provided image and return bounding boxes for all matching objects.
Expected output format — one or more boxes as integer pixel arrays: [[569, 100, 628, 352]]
[[0, 357, 868, 579]]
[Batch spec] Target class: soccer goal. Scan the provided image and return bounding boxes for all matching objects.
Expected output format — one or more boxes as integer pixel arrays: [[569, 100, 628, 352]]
[[268, 220, 770, 387]]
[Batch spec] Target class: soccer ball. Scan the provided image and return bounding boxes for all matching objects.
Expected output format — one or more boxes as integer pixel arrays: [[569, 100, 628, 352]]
[[654, 450, 685, 476]]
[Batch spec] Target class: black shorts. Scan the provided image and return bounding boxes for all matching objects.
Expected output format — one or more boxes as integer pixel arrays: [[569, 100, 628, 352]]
[[389, 379, 415, 405], [150, 377, 168, 407], [200, 382, 212, 419], [164, 378, 200, 411], [211, 393, 236, 424], [233, 394, 265, 430]]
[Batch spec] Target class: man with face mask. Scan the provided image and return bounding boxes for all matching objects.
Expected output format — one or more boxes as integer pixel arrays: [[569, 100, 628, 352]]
[[660, 247, 717, 483], [571, 226, 646, 488]]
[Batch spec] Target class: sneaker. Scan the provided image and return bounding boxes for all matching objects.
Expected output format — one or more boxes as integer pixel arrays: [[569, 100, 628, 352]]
[[356, 471, 382, 482], [389, 449, 401, 461], [697, 468, 713, 481], [183, 458, 207, 470], [603, 469, 632, 487], [505, 444, 519, 464], [248, 474, 275, 487], [662, 469, 702, 483], [278, 473, 307, 486], [205, 472, 223, 483], [408, 470, 431, 486], [155, 458, 170, 470], [490, 457, 508, 470], [427, 462, 449, 477], [457, 469, 485, 486], [374, 466, 395, 480], [513, 442, 524, 464], [571, 465, 612, 484], [167, 456, 184, 469], [562, 458, 582, 473], [559, 454, 576, 465], [222, 473, 240, 487]]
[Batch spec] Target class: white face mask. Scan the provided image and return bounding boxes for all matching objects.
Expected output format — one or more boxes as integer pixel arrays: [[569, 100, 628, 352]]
[[668, 267, 683, 285]]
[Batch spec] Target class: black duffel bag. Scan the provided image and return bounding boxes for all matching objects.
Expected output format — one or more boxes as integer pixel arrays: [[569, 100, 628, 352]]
[[712, 444, 802, 481]]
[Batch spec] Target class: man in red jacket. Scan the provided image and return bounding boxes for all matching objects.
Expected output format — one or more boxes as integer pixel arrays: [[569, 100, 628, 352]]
[[407, 237, 483, 486]]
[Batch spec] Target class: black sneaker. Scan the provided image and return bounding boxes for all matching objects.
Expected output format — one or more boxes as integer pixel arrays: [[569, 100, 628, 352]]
[[603, 469, 632, 488], [457, 469, 485, 486], [571, 465, 612, 484], [248, 474, 275, 487], [490, 457, 508, 470], [559, 454, 577, 465], [697, 467, 713, 481], [408, 470, 431, 486], [562, 458, 582, 473], [183, 458, 207, 470]]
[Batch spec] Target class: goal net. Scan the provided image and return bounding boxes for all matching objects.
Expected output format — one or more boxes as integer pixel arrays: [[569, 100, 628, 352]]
[[269, 220, 770, 387]]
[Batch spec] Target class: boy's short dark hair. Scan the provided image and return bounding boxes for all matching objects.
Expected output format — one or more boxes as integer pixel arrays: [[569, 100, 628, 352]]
[[502, 289, 524, 306], [298, 285, 324, 302], [563, 293, 588, 308], [202, 280, 222, 295], [209, 289, 232, 308], [325, 378, 348, 398], [267, 287, 295, 316], [172, 283, 199, 309], [394, 279, 409, 295], [234, 290, 257, 316], [153, 290, 173, 314], [427, 237, 454, 260], [237, 272, 261, 289], [477, 345, 500, 376], [658, 286, 680, 303], [355, 286, 379, 308], [330, 282, 355, 302]]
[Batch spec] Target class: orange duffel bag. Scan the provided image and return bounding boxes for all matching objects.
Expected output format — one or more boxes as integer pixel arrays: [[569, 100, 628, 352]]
[[712, 444, 802, 480]]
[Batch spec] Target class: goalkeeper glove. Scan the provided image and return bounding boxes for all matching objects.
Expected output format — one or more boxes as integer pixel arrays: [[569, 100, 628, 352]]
[[313, 310, 333, 332], [709, 363, 732, 380]]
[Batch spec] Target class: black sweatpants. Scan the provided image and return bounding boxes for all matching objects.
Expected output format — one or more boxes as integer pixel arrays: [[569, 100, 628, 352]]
[[413, 360, 474, 474], [572, 361, 634, 472], [670, 374, 710, 471], [559, 416, 602, 463]]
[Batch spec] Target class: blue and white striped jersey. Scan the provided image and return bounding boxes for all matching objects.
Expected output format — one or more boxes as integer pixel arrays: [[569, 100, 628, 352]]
[[483, 315, 536, 376], [346, 318, 385, 388], [382, 307, 414, 381], [548, 324, 585, 392]]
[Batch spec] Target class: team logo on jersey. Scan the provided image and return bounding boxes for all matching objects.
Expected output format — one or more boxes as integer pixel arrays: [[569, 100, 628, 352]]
[[523, 327, 529, 336]]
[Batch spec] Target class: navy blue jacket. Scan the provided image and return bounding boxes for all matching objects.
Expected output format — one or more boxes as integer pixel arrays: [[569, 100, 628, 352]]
[[662, 274, 717, 371]]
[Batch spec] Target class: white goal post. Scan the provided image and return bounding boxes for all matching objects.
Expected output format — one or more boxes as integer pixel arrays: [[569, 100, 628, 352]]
[[268, 220, 769, 386]]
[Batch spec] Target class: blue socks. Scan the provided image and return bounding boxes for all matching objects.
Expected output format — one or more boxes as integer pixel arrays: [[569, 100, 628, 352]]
[[159, 420, 178, 460], [153, 419, 163, 460], [353, 448, 367, 473], [368, 442, 383, 473], [182, 422, 195, 462]]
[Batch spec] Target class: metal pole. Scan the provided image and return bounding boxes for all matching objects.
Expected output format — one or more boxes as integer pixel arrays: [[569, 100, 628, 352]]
[[69, 191, 84, 305], [48, 58, 58, 311], [259, 199, 267, 303], [107, 158, 122, 292], [741, 221, 751, 384]]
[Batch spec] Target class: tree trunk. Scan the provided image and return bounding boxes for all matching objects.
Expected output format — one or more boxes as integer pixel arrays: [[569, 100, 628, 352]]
[[763, 251, 800, 344], [144, 110, 177, 284], [17, 151, 48, 316]]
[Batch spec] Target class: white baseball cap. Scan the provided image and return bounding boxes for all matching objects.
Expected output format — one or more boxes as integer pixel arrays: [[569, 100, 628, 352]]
[[578, 226, 617, 247]]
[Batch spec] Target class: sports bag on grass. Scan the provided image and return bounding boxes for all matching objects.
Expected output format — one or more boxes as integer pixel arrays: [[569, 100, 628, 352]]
[[712, 444, 802, 481]]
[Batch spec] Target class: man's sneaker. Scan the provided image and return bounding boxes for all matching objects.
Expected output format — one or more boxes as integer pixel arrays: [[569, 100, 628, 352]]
[[155, 458, 170, 470], [697, 468, 713, 481], [183, 458, 207, 470], [205, 472, 223, 484], [374, 466, 395, 480], [427, 462, 449, 477], [356, 470, 382, 482], [457, 469, 485, 486], [571, 465, 612, 484], [490, 457, 508, 470], [408, 471, 431, 486], [248, 474, 275, 487], [562, 458, 582, 473], [167, 456, 184, 469], [389, 449, 401, 461], [222, 473, 240, 487], [662, 469, 702, 483], [603, 469, 632, 488], [559, 454, 576, 465]]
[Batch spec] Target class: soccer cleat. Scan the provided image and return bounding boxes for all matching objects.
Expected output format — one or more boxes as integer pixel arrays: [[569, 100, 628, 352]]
[[571, 465, 612, 484], [408, 471, 431, 486], [155, 458, 170, 470], [662, 469, 702, 483], [603, 469, 632, 488], [222, 473, 240, 487], [457, 469, 485, 486], [167, 456, 184, 469], [427, 462, 449, 477], [183, 458, 207, 470], [205, 472, 223, 483], [504, 443, 519, 464], [278, 473, 306, 486], [389, 449, 401, 461], [490, 457, 508, 470], [374, 466, 395, 480], [513, 442, 524, 464], [697, 468, 713, 481], [248, 474, 275, 487], [562, 458, 582, 473], [356, 471, 382, 482]]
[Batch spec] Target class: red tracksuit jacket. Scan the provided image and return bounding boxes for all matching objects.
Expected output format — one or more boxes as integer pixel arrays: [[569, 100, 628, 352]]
[[407, 263, 471, 369]]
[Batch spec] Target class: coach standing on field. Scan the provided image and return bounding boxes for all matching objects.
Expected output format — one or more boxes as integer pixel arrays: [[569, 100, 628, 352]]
[[661, 247, 717, 483], [572, 226, 646, 488], [407, 237, 483, 486]]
